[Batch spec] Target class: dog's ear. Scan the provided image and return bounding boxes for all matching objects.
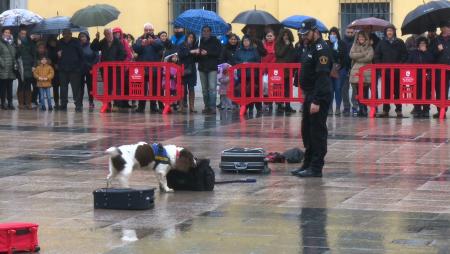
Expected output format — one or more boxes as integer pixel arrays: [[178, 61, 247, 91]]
[[176, 149, 196, 171]]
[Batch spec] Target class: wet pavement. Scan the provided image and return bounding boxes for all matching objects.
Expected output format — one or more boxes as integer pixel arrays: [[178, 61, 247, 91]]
[[0, 106, 450, 254]]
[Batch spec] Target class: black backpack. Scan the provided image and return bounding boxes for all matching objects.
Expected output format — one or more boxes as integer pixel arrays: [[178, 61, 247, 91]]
[[167, 159, 215, 191]]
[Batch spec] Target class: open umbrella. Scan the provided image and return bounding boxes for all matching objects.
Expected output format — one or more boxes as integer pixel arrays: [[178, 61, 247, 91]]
[[0, 9, 43, 27], [401, 0, 450, 35], [232, 8, 280, 25], [281, 15, 328, 32], [173, 9, 228, 36], [31, 16, 87, 35], [70, 4, 120, 27], [347, 17, 391, 32]]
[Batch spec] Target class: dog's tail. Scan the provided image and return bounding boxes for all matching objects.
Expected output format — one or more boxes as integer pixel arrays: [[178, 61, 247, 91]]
[[106, 146, 121, 157]]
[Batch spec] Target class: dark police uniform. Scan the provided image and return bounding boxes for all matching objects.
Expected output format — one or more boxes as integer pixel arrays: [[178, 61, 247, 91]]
[[298, 31, 333, 175]]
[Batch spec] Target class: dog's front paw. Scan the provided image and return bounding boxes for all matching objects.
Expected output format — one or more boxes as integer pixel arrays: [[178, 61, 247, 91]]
[[164, 188, 174, 193]]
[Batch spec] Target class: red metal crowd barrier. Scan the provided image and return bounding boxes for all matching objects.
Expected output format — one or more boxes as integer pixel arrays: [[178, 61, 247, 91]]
[[92, 61, 184, 113], [357, 64, 450, 119], [228, 63, 303, 115]]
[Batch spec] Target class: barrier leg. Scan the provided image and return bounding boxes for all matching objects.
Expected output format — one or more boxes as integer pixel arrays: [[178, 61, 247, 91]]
[[439, 107, 446, 119], [369, 105, 376, 118], [100, 100, 111, 113], [163, 103, 171, 114], [239, 104, 247, 116]]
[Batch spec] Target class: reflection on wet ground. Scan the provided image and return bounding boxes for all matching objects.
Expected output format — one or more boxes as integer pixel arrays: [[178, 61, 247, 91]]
[[0, 108, 449, 253]]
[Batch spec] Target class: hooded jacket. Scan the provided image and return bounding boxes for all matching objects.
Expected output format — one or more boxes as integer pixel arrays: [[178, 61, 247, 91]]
[[374, 26, 408, 64], [112, 27, 133, 61], [349, 32, 374, 84], [326, 28, 349, 68], [78, 32, 97, 73], [234, 40, 260, 64], [33, 63, 54, 88], [0, 38, 17, 80], [275, 29, 296, 63]]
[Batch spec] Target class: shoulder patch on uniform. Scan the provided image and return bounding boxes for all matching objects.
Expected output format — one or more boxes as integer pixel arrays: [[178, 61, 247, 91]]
[[319, 56, 328, 65], [316, 43, 323, 50]]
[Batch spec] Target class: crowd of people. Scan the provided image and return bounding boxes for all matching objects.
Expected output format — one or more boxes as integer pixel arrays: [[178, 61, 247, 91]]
[[0, 20, 449, 117]]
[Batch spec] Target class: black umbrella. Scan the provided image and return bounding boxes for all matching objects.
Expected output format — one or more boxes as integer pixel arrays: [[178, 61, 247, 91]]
[[401, 0, 450, 35], [232, 7, 280, 25]]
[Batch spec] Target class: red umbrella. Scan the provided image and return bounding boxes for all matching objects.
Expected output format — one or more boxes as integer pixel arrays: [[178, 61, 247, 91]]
[[347, 17, 392, 32]]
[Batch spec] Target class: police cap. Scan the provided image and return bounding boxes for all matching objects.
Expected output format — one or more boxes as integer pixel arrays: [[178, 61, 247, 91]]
[[298, 18, 318, 35]]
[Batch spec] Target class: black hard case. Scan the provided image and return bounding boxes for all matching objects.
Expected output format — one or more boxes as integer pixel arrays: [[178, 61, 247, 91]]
[[93, 188, 155, 210]]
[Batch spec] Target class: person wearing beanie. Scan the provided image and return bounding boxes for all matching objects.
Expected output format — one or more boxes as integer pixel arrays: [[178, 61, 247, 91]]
[[374, 25, 408, 118]]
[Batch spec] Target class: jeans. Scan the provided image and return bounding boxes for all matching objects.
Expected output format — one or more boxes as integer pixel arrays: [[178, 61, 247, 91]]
[[59, 70, 82, 109], [199, 71, 217, 110], [39, 87, 52, 108], [341, 69, 351, 110], [330, 68, 347, 111]]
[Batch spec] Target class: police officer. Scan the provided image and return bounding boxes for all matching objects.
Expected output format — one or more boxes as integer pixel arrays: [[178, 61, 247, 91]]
[[291, 18, 332, 178]]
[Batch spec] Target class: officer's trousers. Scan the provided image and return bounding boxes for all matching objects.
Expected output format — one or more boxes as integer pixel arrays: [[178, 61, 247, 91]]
[[301, 93, 330, 172]]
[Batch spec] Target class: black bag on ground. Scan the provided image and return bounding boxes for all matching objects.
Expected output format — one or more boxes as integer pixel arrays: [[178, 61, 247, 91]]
[[282, 147, 304, 163], [220, 148, 270, 174], [167, 159, 215, 191], [93, 188, 155, 210]]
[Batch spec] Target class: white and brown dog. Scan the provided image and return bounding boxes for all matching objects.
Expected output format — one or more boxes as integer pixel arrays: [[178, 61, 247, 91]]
[[105, 142, 196, 192]]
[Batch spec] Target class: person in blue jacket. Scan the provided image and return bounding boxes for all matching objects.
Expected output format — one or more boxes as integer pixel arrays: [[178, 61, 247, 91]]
[[234, 35, 261, 114], [170, 26, 186, 48]]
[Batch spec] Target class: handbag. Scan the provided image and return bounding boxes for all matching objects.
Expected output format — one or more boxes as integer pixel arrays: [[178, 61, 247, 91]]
[[330, 63, 340, 79]]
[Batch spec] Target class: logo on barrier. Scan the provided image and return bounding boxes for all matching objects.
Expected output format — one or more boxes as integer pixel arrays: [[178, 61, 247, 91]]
[[129, 67, 144, 83], [400, 69, 416, 86], [269, 68, 283, 83], [268, 68, 285, 97]]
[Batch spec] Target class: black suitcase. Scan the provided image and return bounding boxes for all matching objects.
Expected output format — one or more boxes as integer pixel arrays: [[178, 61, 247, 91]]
[[93, 188, 155, 210], [220, 148, 270, 174]]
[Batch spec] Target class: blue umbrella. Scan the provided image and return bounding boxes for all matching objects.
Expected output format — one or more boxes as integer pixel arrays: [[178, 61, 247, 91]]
[[31, 16, 87, 35], [281, 15, 328, 32], [173, 9, 228, 36], [0, 9, 43, 27]]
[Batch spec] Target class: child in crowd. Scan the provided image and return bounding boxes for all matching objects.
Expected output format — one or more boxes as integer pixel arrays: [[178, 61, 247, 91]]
[[163, 53, 180, 110], [33, 57, 54, 111], [217, 63, 233, 111]]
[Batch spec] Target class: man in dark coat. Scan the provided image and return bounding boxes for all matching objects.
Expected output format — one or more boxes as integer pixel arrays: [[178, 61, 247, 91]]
[[341, 27, 355, 116], [196, 25, 222, 115], [433, 21, 450, 118], [132, 23, 164, 113], [91, 28, 126, 111], [57, 29, 84, 112], [374, 25, 408, 117]]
